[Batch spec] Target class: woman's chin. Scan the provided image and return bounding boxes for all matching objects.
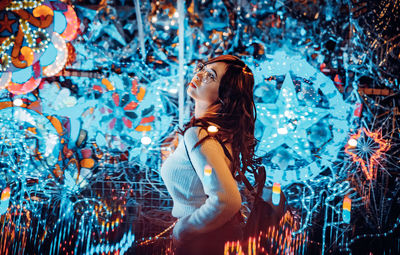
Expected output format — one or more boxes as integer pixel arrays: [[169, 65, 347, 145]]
[[187, 87, 195, 97]]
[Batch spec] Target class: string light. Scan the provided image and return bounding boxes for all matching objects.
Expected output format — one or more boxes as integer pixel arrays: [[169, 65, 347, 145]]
[[136, 221, 177, 246], [43, 32, 68, 76]]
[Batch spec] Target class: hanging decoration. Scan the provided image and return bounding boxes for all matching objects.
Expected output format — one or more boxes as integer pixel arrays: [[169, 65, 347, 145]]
[[0, 0, 78, 94]]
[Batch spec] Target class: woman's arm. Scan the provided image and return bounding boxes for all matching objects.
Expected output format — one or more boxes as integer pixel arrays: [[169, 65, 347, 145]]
[[173, 126, 242, 241]]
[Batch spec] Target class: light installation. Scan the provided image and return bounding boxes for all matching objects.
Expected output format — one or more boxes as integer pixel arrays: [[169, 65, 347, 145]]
[[0, 0, 78, 94], [345, 127, 390, 180], [254, 51, 358, 186], [0, 0, 398, 254]]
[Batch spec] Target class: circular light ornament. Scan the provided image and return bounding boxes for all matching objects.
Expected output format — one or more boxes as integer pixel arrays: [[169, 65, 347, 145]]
[[13, 98, 23, 106], [207, 125, 218, 133], [204, 165, 213, 176], [141, 136, 152, 145], [348, 138, 357, 148], [43, 32, 68, 77]]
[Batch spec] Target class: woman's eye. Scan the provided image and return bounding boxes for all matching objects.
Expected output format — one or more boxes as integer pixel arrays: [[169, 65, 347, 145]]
[[206, 71, 215, 80]]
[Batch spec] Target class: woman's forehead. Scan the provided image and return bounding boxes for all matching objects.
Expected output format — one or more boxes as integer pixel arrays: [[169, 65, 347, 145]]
[[206, 62, 227, 77]]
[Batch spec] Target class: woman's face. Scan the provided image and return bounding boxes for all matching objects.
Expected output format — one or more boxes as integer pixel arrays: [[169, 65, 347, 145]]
[[187, 62, 227, 105]]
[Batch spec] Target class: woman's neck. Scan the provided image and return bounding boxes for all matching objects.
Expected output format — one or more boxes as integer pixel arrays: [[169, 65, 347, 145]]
[[194, 101, 210, 118]]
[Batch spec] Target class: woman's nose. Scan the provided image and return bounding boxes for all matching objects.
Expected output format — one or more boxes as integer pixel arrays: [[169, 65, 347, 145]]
[[195, 72, 204, 81]]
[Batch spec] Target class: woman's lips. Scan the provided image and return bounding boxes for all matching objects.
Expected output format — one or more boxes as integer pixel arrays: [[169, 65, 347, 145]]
[[189, 82, 197, 88]]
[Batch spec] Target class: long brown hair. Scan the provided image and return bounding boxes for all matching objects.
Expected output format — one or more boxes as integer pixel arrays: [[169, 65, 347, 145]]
[[178, 55, 261, 181]]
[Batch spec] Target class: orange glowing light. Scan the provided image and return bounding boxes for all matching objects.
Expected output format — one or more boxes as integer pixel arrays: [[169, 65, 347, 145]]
[[7, 76, 42, 95], [223, 211, 304, 255], [60, 6, 79, 41], [1, 187, 10, 201], [204, 165, 212, 176], [345, 128, 390, 180], [272, 182, 281, 194], [343, 196, 351, 211]]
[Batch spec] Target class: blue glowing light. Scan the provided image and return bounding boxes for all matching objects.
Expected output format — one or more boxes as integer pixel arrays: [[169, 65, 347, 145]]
[[253, 51, 359, 186]]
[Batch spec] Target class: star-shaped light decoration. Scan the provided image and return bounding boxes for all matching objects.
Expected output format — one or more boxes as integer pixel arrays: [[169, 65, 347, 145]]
[[345, 127, 390, 180], [252, 51, 359, 186]]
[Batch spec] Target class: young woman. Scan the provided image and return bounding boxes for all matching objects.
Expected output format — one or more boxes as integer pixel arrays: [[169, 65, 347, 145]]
[[161, 55, 259, 254]]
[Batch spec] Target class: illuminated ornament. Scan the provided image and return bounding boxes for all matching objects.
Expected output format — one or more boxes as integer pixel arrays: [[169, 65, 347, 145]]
[[39, 81, 77, 110], [204, 165, 212, 176], [0, 2, 53, 73], [255, 51, 358, 186], [76, 75, 172, 153], [0, 107, 60, 166], [99, 91, 139, 133], [342, 196, 351, 224], [207, 125, 218, 133], [272, 182, 281, 206], [7, 76, 42, 94], [0, 1, 78, 94], [102, 78, 115, 91], [42, 32, 68, 76], [347, 138, 357, 148], [141, 136, 151, 145], [59, 5, 78, 41], [13, 98, 23, 106], [0, 187, 10, 215], [96, 79, 155, 134], [90, 78, 157, 150], [345, 127, 390, 180]]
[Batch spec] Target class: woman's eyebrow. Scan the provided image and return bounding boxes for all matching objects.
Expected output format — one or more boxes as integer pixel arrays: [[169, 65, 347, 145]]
[[210, 68, 217, 78]]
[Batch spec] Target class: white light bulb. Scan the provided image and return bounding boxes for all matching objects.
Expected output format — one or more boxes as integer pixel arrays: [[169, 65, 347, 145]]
[[207, 125, 218, 133], [13, 98, 23, 106], [277, 127, 288, 135], [141, 136, 152, 145], [348, 138, 357, 147]]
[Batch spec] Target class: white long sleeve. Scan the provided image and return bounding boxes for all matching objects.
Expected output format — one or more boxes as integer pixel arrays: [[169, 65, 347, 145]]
[[160, 126, 242, 241]]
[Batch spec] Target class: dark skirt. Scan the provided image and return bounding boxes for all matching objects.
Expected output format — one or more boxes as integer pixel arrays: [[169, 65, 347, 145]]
[[174, 212, 243, 255]]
